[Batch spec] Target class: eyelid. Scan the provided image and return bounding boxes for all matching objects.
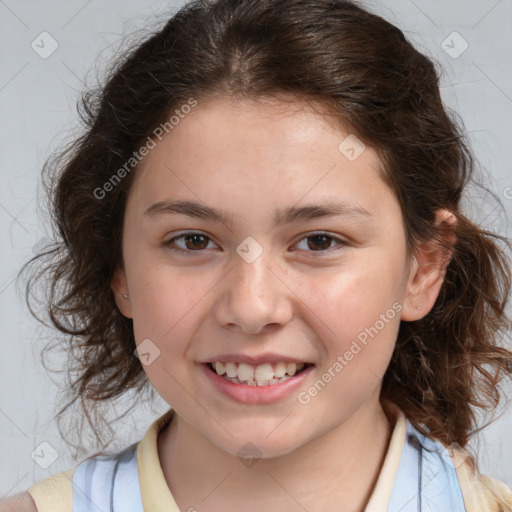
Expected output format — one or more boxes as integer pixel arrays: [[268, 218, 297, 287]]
[[163, 230, 348, 256], [291, 231, 348, 256], [164, 230, 218, 255]]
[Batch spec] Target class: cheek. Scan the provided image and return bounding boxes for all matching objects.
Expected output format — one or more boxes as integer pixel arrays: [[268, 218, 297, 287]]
[[303, 252, 404, 361], [297, 265, 402, 414], [128, 266, 202, 398], [127, 260, 199, 352]]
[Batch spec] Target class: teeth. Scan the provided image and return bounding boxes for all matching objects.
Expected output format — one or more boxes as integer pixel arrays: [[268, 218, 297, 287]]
[[287, 362, 297, 376], [254, 363, 274, 381], [210, 361, 308, 385], [225, 362, 237, 378], [237, 363, 255, 382], [274, 362, 287, 378]]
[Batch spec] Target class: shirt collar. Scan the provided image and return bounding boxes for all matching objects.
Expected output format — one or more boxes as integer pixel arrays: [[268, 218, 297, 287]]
[[137, 401, 407, 512]]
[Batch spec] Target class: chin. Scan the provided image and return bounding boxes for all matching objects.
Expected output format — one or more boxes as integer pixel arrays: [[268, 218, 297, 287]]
[[213, 430, 306, 461]]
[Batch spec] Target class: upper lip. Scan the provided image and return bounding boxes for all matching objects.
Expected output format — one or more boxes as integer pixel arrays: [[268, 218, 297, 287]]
[[202, 353, 314, 365]]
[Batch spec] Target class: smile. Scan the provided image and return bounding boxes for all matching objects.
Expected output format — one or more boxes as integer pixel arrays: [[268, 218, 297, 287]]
[[208, 361, 310, 386]]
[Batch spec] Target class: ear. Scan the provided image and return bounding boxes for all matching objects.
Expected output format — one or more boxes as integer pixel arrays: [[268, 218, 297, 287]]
[[111, 265, 133, 318], [401, 209, 457, 321]]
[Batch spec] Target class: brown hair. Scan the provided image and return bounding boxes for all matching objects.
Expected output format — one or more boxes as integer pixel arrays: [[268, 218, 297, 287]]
[[19, 0, 512, 460]]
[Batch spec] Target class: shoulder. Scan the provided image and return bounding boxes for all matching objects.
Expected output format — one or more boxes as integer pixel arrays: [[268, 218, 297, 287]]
[[0, 491, 38, 512], [450, 443, 512, 512], [481, 475, 512, 510], [25, 443, 141, 512], [398, 412, 512, 512], [24, 468, 75, 512]]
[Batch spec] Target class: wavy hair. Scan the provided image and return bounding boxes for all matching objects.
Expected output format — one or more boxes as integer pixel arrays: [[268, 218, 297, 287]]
[[19, 0, 512, 460]]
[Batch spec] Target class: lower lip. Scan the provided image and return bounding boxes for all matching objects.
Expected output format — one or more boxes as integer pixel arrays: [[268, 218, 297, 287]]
[[200, 363, 314, 404]]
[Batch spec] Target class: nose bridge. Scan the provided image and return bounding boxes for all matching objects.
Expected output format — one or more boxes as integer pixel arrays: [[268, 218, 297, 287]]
[[233, 242, 275, 302], [217, 239, 292, 332]]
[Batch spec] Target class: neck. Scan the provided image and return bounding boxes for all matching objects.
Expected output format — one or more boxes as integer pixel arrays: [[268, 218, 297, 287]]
[[158, 394, 394, 512]]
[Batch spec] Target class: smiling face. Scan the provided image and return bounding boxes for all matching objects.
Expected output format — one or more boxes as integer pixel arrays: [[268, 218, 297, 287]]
[[112, 94, 443, 459]]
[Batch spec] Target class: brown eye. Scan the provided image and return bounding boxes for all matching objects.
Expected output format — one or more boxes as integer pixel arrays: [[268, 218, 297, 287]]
[[165, 232, 215, 253], [294, 233, 345, 254], [182, 234, 210, 250], [306, 234, 334, 251]]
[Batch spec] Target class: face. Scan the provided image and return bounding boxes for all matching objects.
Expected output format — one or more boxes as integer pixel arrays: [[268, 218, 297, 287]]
[[113, 95, 425, 458]]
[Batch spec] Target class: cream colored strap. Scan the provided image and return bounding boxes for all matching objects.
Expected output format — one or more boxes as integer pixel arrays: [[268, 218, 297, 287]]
[[26, 468, 75, 512], [452, 447, 512, 512], [364, 407, 406, 512], [137, 409, 182, 512]]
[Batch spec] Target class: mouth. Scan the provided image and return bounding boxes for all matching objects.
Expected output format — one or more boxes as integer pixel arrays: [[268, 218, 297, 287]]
[[205, 361, 313, 387]]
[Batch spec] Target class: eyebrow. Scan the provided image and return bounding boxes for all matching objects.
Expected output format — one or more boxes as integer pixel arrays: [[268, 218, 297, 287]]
[[143, 199, 373, 227]]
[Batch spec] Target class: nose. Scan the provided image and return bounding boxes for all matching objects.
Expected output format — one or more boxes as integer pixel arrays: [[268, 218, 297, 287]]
[[214, 249, 294, 335]]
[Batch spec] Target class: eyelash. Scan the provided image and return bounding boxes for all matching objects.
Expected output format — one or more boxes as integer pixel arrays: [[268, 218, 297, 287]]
[[163, 231, 348, 257]]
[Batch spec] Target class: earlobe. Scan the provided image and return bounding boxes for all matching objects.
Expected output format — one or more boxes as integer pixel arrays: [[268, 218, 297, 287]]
[[401, 209, 457, 322], [111, 266, 133, 319]]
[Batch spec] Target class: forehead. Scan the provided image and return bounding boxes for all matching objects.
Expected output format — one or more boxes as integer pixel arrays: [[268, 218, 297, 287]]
[[127, 95, 395, 222], [135, 95, 383, 173], [158, 94, 363, 157]]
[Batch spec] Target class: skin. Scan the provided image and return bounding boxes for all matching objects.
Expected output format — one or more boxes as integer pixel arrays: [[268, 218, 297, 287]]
[[0, 492, 38, 512], [112, 95, 455, 512]]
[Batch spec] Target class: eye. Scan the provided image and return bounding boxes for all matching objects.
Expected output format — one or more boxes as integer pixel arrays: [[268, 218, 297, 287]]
[[164, 231, 346, 256], [164, 232, 217, 254], [293, 232, 346, 255]]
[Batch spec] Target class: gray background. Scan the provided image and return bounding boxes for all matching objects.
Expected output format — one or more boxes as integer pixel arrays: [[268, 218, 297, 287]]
[[1, 0, 511, 498]]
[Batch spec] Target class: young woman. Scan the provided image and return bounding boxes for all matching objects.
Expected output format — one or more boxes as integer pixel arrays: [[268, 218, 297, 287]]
[[4, 0, 512, 510]]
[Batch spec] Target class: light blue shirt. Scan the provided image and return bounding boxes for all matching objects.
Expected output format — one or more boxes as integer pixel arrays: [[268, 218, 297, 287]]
[[70, 419, 467, 511], [387, 420, 466, 511]]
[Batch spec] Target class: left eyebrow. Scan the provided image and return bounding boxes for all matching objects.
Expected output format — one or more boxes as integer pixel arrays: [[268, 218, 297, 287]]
[[143, 199, 374, 228]]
